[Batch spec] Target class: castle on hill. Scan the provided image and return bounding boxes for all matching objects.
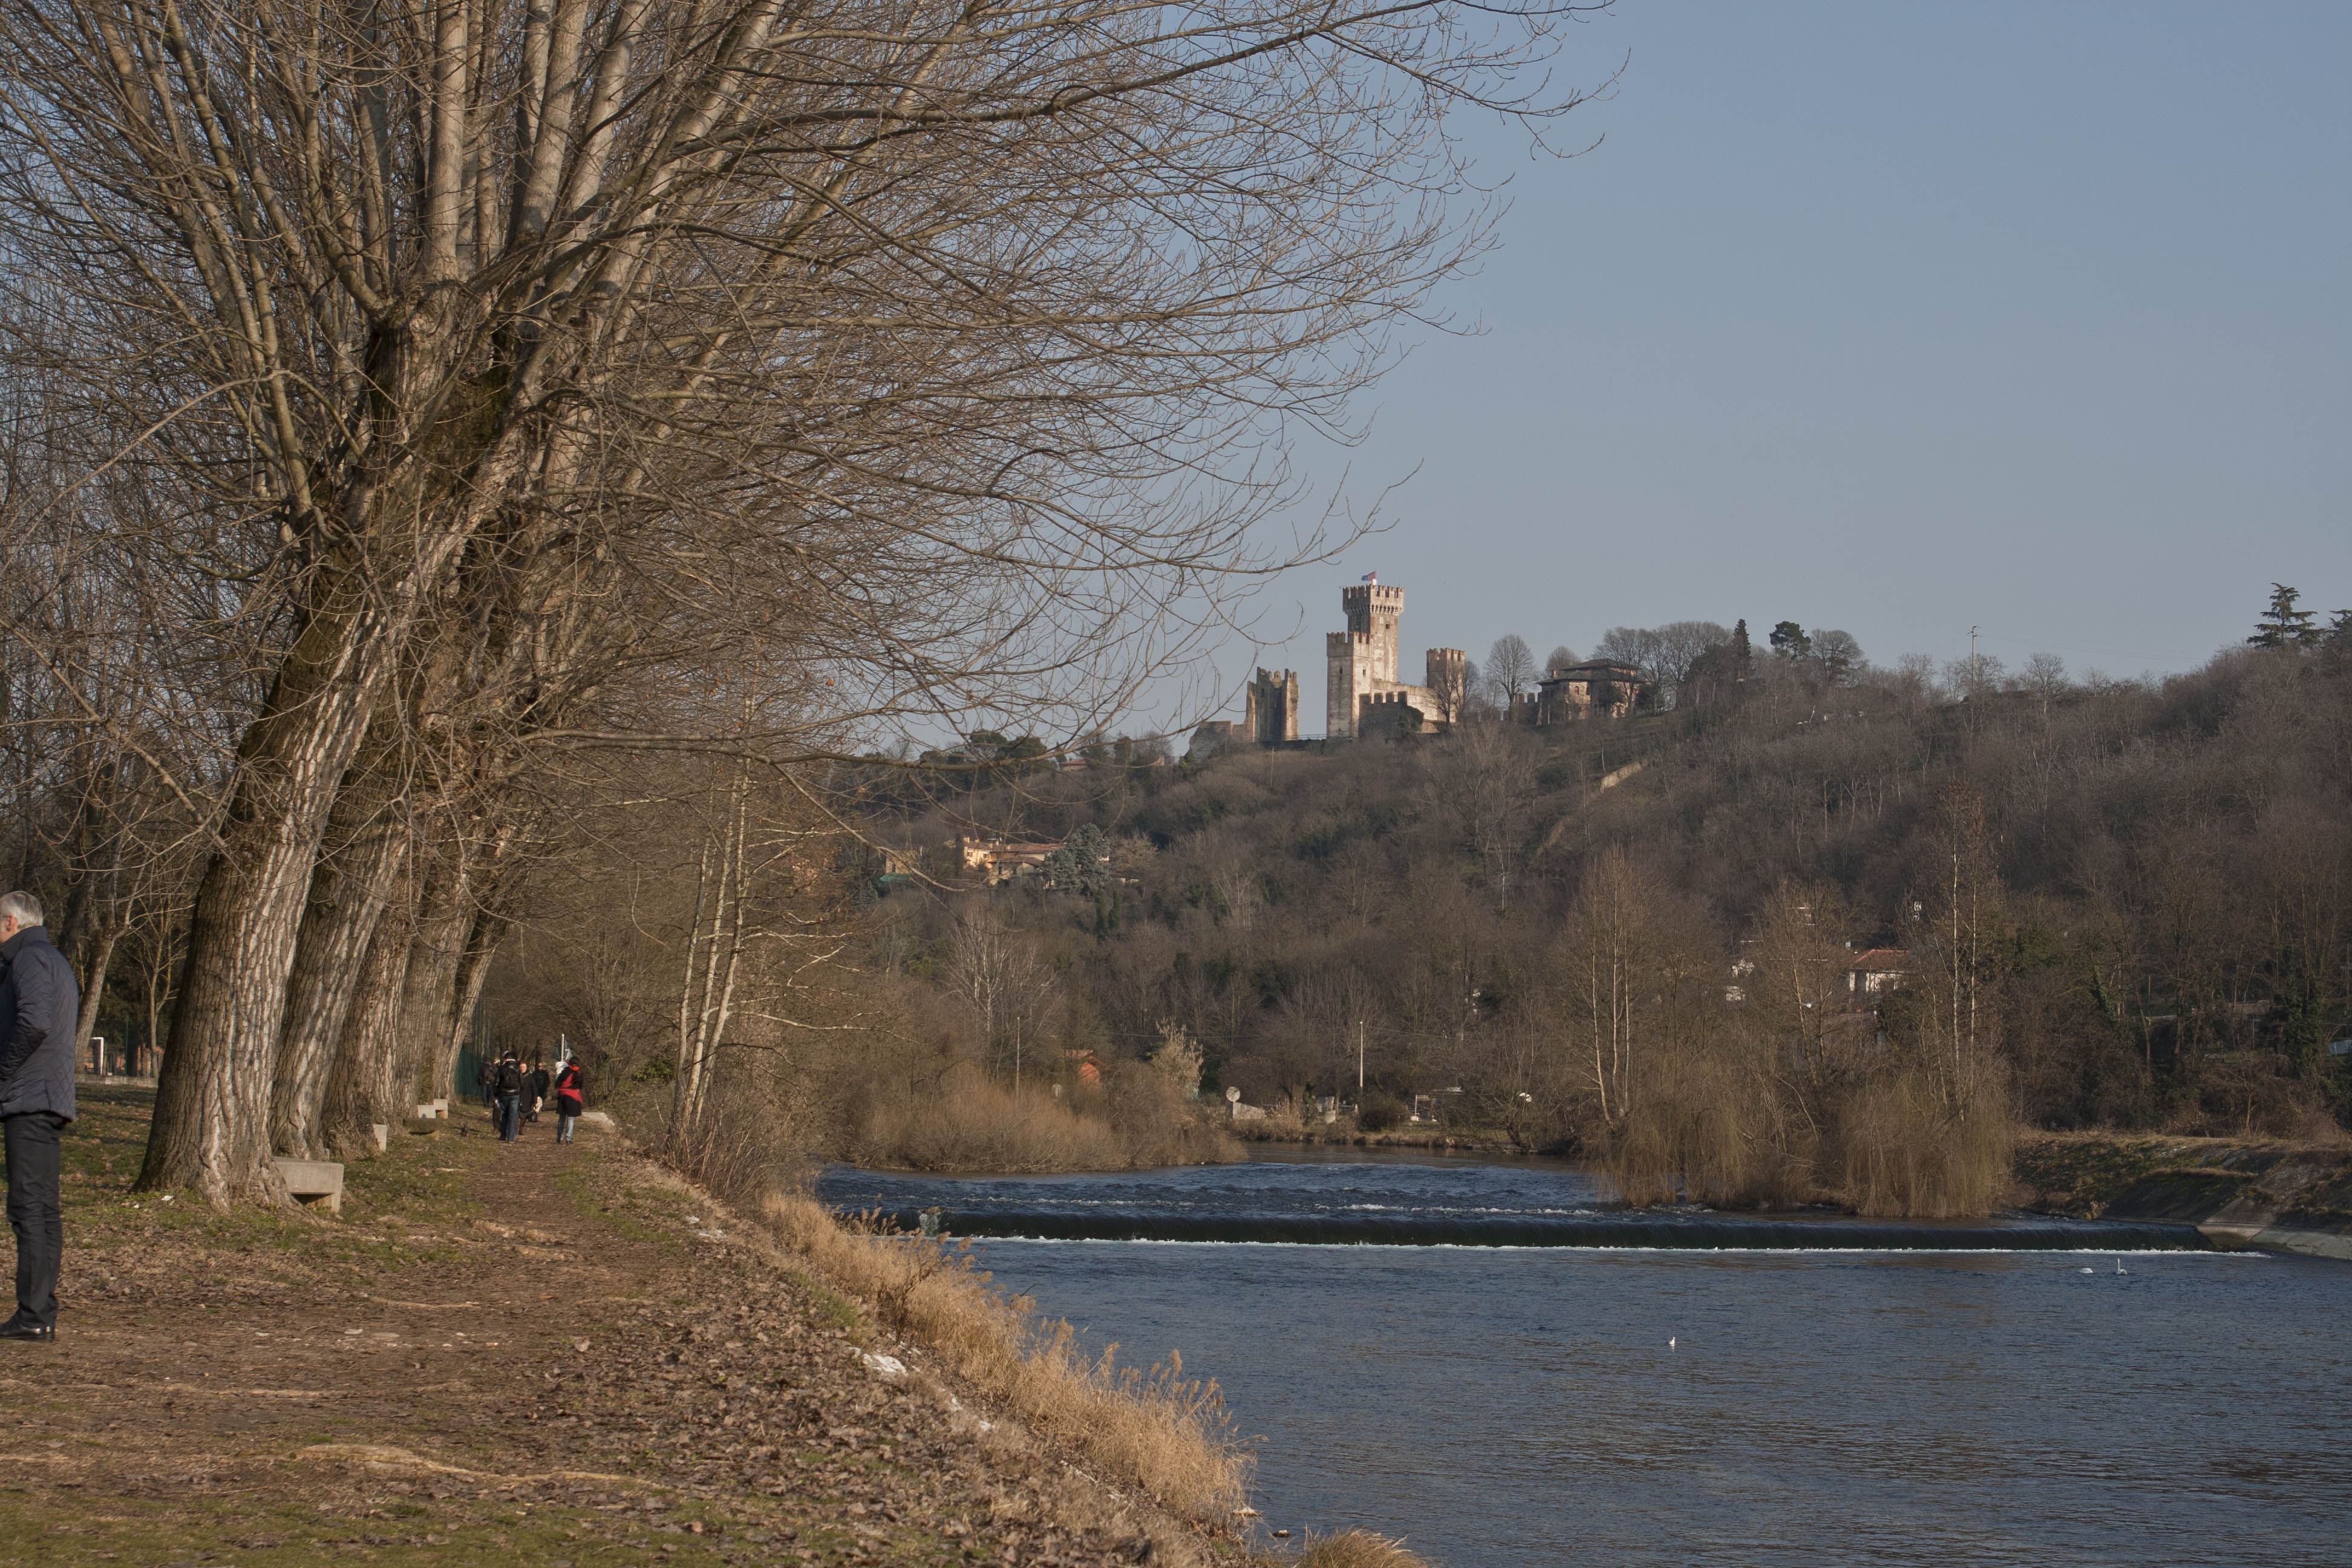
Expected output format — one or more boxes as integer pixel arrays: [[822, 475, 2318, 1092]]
[[1326, 578, 1459, 739], [1189, 577, 1644, 759]]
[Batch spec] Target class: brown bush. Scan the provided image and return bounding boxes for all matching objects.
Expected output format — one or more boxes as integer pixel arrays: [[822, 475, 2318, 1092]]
[[2188, 1056, 2337, 1140], [1297, 1530, 1434, 1567], [1593, 1045, 1823, 1209], [1839, 1066, 2013, 1219], [846, 1069, 1236, 1172]]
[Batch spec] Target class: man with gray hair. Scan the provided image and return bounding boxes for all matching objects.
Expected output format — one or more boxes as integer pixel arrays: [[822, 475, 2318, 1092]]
[[0, 891, 77, 1341]]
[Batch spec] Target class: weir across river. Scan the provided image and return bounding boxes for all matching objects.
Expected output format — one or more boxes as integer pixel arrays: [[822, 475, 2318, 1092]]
[[877, 1204, 2209, 1251]]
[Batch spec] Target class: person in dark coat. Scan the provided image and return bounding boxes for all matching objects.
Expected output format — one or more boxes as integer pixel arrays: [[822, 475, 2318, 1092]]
[[492, 1053, 525, 1142], [525, 1060, 550, 1124], [552, 1058, 585, 1144], [0, 891, 77, 1342]]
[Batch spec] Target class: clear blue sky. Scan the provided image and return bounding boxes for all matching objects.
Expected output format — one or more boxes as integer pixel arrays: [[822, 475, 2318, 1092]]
[[1177, 0, 2351, 731]]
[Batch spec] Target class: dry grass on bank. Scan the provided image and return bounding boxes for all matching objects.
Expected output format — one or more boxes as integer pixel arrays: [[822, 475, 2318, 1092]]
[[1296, 1530, 1434, 1567], [849, 1071, 1238, 1174], [760, 1188, 1249, 1521]]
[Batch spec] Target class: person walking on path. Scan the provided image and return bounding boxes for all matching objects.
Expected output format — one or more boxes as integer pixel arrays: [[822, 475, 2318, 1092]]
[[493, 1053, 526, 1143], [0, 891, 77, 1342], [526, 1060, 550, 1125], [552, 1059, 585, 1144], [475, 1057, 497, 1114]]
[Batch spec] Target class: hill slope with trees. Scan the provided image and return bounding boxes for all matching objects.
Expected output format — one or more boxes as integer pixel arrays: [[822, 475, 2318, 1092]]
[[850, 602, 2351, 1214]]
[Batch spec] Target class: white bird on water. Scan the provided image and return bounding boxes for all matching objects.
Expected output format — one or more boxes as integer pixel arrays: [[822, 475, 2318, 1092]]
[[1668, 1336, 1677, 1350], [2114, 1258, 2129, 1275]]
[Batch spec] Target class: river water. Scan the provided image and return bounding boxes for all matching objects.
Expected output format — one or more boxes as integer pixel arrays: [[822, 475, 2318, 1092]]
[[817, 1150, 2352, 1567]]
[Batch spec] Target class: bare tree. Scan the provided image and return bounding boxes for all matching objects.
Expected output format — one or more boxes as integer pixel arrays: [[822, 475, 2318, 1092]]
[[1811, 629, 1865, 687], [1594, 621, 1728, 707], [2022, 652, 2069, 719], [1484, 635, 1539, 711], [946, 912, 1055, 1089], [1418, 720, 1536, 909], [0, 0, 1601, 1203]]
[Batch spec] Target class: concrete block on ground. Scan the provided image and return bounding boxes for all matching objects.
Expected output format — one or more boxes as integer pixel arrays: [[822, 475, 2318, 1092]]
[[272, 1157, 345, 1216], [370, 1123, 389, 1152]]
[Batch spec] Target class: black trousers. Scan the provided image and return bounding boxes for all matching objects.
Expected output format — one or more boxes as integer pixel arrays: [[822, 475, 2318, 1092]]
[[4, 1112, 65, 1328]]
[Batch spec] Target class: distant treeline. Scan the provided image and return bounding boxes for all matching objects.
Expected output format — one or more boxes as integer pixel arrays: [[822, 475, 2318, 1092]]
[[857, 593, 2351, 1212]]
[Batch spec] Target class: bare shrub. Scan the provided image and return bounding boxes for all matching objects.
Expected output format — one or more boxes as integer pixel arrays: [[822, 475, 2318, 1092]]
[[1100, 1062, 1241, 1168], [1595, 1045, 1821, 1209], [847, 1066, 1233, 1174], [1840, 1068, 2014, 1219], [851, 1076, 1128, 1172], [2189, 1056, 2337, 1140], [1298, 1532, 1436, 1568]]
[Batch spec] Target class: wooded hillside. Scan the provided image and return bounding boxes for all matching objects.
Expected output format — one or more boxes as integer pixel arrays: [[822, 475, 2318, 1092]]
[[856, 626, 2351, 1207]]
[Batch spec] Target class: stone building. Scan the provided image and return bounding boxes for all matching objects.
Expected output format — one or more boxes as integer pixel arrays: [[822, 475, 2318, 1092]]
[[1187, 665, 1302, 761], [1244, 667, 1301, 744], [1326, 578, 1464, 738], [1532, 659, 1645, 723]]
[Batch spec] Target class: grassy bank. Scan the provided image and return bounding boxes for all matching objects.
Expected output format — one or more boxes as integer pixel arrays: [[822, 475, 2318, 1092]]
[[2014, 1128, 2352, 1221], [760, 1185, 1249, 1519], [25, 1084, 1437, 1567], [755, 1180, 1434, 1566]]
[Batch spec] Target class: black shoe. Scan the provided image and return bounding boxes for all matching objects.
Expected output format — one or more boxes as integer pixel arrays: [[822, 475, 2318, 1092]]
[[0, 1319, 54, 1342]]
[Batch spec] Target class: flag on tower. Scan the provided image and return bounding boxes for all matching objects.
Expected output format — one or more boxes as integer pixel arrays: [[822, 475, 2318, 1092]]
[[1359, 571, 1379, 584]]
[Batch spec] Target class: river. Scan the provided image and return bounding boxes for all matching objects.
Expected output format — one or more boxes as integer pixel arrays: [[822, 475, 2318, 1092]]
[[817, 1149, 2352, 1567]]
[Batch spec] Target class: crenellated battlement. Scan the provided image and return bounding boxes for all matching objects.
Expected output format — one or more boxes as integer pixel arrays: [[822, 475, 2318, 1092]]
[[1340, 583, 1405, 638]]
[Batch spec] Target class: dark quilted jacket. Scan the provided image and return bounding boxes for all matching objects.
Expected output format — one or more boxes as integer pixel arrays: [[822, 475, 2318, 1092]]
[[0, 926, 79, 1120]]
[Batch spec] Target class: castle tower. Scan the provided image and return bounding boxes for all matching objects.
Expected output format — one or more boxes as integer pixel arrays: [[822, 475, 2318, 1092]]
[[1244, 667, 1300, 745], [1327, 582, 1405, 737], [1425, 647, 1466, 722], [1342, 583, 1404, 684]]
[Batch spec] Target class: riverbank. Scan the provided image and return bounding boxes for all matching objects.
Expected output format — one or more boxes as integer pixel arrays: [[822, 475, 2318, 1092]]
[[5, 1086, 1416, 1567], [1230, 1123, 1526, 1155], [2016, 1129, 2352, 1259]]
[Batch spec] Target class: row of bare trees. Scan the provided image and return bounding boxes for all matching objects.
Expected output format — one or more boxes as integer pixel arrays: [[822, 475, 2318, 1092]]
[[0, 0, 1595, 1203]]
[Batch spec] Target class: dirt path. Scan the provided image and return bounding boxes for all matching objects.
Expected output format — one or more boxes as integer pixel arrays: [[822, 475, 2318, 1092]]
[[0, 1089, 1209, 1567]]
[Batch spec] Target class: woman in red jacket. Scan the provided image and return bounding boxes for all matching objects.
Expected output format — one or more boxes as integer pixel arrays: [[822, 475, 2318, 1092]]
[[552, 1058, 586, 1144]]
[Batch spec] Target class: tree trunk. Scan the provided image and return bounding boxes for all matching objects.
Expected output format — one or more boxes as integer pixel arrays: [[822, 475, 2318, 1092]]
[[72, 920, 120, 1068], [269, 773, 411, 1158], [319, 889, 416, 1161], [138, 591, 404, 1204], [399, 874, 472, 1075], [433, 900, 512, 1103]]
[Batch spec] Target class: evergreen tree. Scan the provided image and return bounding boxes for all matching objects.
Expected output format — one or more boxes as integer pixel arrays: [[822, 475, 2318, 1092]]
[[1042, 823, 1112, 894], [1768, 620, 1811, 661], [1730, 619, 1753, 679], [2247, 583, 2320, 649]]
